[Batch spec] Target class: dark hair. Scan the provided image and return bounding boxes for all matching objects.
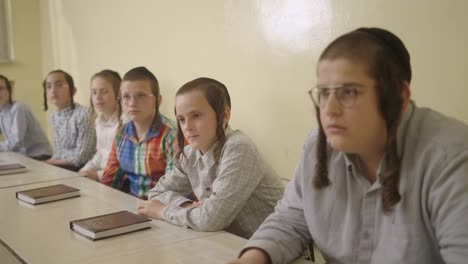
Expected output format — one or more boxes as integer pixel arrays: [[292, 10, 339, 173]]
[[90, 69, 122, 120], [43, 70, 76, 111], [314, 27, 411, 213], [175, 77, 231, 165], [0, 74, 13, 104], [122, 66, 160, 127]]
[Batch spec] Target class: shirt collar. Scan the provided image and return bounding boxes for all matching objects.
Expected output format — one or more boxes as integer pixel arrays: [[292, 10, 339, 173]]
[[193, 126, 233, 167], [56, 104, 74, 117], [125, 113, 162, 142], [0, 102, 12, 115], [96, 112, 119, 127]]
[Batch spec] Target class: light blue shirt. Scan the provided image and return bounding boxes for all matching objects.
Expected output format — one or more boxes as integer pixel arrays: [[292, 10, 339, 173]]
[[244, 101, 468, 264], [0, 101, 52, 158]]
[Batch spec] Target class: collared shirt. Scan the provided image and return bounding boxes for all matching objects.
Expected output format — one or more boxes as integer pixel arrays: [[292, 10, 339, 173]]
[[50, 103, 96, 167], [101, 114, 177, 199], [0, 101, 52, 158], [244, 101, 468, 264], [80, 113, 120, 180], [148, 127, 285, 239]]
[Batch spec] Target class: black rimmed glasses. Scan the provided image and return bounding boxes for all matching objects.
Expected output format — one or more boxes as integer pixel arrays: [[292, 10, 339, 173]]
[[308, 84, 364, 108]]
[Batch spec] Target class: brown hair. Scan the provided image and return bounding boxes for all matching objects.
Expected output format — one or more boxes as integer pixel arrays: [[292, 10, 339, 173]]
[[175, 77, 231, 165], [0, 74, 13, 104], [314, 27, 411, 213], [90, 69, 122, 120], [42, 70, 76, 111], [122, 66, 160, 127]]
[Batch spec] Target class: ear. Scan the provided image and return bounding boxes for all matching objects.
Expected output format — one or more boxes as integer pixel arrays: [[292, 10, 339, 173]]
[[223, 107, 231, 129], [157, 95, 162, 106], [400, 81, 411, 113], [72, 87, 77, 96]]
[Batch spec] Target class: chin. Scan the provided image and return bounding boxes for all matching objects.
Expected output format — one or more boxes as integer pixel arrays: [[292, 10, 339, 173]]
[[327, 139, 352, 152]]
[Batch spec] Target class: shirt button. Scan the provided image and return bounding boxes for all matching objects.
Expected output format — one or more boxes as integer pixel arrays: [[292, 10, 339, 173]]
[[363, 231, 370, 239], [206, 187, 211, 191], [213, 192, 216, 195]]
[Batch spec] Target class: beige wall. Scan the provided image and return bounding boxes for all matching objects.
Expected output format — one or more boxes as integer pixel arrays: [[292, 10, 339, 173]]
[[0, 0, 46, 131], [39, 0, 468, 180]]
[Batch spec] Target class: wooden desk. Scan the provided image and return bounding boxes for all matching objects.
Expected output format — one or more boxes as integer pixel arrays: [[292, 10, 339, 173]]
[[0, 177, 224, 263], [0, 158, 313, 263], [0, 152, 81, 189]]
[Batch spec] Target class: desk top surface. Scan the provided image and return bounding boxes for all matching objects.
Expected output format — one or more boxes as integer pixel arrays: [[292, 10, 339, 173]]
[[0, 177, 224, 263], [0, 153, 313, 264], [0, 152, 81, 189]]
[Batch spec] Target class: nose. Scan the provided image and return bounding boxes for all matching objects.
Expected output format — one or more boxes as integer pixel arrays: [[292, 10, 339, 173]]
[[183, 118, 193, 132], [127, 96, 138, 106], [322, 93, 342, 117]]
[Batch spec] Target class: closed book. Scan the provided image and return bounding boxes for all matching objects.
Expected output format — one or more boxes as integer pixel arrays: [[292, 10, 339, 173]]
[[16, 184, 80, 205], [70, 211, 151, 240], [0, 163, 27, 175]]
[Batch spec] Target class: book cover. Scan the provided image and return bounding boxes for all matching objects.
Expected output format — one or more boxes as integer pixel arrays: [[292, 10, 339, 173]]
[[16, 184, 80, 205], [0, 163, 27, 176], [70, 211, 151, 240]]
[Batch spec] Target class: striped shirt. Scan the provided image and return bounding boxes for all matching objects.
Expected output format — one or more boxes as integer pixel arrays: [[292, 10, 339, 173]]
[[0, 101, 52, 158], [148, 127, 285, 239], [101, 113, 177, 199], [50, 103, 96, 167]]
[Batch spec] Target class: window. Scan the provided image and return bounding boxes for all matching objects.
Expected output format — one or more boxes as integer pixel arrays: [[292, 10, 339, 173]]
[[0, 0, 14, 63]]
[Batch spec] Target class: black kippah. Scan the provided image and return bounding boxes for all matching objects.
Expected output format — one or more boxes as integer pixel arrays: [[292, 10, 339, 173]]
[[356, 27, 411, 82]]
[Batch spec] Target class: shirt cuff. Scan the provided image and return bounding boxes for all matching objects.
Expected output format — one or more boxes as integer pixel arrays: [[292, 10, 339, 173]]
[[97, 170, 104, 181]]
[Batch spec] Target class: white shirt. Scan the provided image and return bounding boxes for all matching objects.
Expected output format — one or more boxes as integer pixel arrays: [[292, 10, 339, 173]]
[[80, 113, 119, 180]]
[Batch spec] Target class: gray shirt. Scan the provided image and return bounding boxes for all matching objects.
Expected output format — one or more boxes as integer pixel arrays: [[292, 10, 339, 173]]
[[50, 103, 96, 167], [0, 101, 52, 158], [148, 127, 284, 239], [244, 101, 468, 264]]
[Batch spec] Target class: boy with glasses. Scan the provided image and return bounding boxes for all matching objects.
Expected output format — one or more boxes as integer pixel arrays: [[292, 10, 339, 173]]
[[231, 28, 468, 264], [101, 67, 177, 199]]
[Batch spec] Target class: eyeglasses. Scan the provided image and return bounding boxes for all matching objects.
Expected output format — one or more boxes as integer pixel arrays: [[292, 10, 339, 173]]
[[308, 84, 364, 108], [118, 93, 154, 105]]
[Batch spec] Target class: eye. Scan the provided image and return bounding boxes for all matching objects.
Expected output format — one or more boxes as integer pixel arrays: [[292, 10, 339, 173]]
[[122, 95, 131, 100], [177, 117, 185, 123], [341, 86, 358, 97], [319, 88, 331, 98]]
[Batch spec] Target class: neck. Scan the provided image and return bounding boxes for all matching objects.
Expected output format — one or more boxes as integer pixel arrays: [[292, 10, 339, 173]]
[[56, 102, 72, 111], [0, 102, 9, 110], [133, 115, 154, 142], [357, 152, 384, 184], [100, 110, 116, 120]]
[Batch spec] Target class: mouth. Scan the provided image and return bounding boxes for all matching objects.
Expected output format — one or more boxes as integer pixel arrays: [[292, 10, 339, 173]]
[[187, 135, 199, 140], [326, 124, 346, 134]]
